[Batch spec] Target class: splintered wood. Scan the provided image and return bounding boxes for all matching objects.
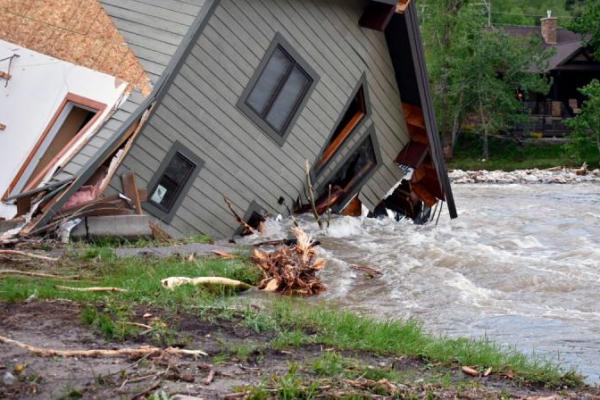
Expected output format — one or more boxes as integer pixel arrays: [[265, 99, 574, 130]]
[[252, 227, 327, 296], [0, 0, 151, 94]]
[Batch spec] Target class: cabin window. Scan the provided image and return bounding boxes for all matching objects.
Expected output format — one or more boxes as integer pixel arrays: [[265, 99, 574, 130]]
[[319, 130, 381, 210], [315, 81, 368, 173], [238, 33, 318, 145], [145, 142, 203, 222]]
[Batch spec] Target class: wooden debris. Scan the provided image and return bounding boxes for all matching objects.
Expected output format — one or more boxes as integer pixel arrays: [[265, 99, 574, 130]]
[[212, 250, 237, 259], [252, 227, 327, 296], [461, 366, 480, 377], [0, 270, 79, 280], [204, 369, 215, 385], [161, 277, 252, 291], [149, 221, 171, 242], [0, 335, 207, 358], [121, 172, 143, 214], [350, 264, 383, 279], [224, 195, 256, 235], [0, 250, 58, 262], [483, 367, 492, 377], [55, 285, 128, 293], [304, 160, 324, 229]]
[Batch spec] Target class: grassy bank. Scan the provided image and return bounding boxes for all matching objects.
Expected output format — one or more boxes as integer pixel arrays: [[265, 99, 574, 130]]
[[0, 246, 585, 397], [449, 133, 600, 171]]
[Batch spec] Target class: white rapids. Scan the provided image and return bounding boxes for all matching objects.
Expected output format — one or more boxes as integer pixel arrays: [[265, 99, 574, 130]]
[[244, 183, 600, 383]]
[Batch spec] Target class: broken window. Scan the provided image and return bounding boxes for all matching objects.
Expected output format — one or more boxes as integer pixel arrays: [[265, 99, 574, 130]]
[[317, 132, 380, 211], [239, 34, 317, 145], [315, 85, 367, 172], [149, 152, 196, 213], [7, 98, 101, 197]]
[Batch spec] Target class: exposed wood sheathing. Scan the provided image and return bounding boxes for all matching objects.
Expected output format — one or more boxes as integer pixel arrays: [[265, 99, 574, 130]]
[[0, 0, 151, 95]]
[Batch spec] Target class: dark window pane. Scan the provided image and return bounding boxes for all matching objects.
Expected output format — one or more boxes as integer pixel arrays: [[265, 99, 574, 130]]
[[246, 47, 291, 115], [265, 66, 310, 133], [150, 152, 196, 213], [164, 153, 194, 185]]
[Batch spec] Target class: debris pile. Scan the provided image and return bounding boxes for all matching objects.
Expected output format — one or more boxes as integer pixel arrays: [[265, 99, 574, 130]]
[[252, 227, 327, 296], [450, 167, 600, 184]]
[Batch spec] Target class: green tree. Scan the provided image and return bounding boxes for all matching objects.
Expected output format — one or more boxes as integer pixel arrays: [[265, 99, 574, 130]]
[[422, 1, 551, 159], [564, 80, 600, 164], [570, 0, 600, 60]]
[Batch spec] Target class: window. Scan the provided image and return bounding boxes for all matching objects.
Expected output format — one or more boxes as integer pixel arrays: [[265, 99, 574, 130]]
[[318, 130, 381, 211], [145, 142, 203, 222], [238, 34, 318, 145], [315, 80, 368, 172]]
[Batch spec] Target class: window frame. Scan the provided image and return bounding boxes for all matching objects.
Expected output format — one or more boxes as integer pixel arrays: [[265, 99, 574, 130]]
[[314, 74, 371, 176], [143, 141, 203, 223], [316, 126, 382, 213], [237, 33, 319, 146]]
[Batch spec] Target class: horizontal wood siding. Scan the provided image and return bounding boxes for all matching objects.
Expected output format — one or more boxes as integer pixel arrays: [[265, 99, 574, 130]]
[[99, 0, 206, 85], [112, 0, 409, 238]]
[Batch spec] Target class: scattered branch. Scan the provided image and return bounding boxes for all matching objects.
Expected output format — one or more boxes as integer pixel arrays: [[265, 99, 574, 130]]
[[0, 270, 79, 280], [0, 250, 58, 262], [224, 195, 256, 235], [305, 160, 323, 229], [55, 285, 128, 293], [0, 335, 207, 358], [204, 369, 215, 385]]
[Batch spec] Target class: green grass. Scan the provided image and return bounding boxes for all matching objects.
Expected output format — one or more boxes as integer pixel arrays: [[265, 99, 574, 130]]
[[0, 249, 583, 389], [449, 133, 600, 171]]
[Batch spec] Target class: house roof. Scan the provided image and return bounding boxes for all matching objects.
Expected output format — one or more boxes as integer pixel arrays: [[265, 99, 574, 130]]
[[503, 25, 586, 71], [98, 0, 207, 86]]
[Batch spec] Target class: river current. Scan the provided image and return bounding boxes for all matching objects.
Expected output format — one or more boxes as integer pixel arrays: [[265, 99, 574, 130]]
[[251, 184, 600, 382]]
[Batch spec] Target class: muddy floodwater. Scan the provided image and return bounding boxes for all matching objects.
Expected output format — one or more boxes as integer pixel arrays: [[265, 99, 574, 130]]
[[261, 184, 600, 383]]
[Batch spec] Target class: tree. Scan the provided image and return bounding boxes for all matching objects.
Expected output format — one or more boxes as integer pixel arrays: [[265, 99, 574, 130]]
[[422, 0, 551, 159], [570, 0, 600, 60], [564, 80, 600, 164]]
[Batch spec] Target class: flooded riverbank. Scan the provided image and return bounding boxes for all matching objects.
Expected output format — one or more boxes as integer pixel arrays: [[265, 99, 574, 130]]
[[255, 184, 600, 383]]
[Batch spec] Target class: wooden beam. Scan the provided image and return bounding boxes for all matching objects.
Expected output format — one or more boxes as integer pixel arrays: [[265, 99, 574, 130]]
[[121, 172, 143, 215], [359, 1, 396, 31]]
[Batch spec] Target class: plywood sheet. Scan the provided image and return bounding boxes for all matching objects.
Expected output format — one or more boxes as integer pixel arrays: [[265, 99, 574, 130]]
[[0, 0, 151, 95]]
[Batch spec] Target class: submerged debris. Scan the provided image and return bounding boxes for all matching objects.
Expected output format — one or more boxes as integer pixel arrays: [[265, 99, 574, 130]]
[[252, 227, 327, 296]]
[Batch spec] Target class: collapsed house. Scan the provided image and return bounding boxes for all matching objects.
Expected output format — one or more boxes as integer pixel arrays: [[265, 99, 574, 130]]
[[0, 0, 457, 241]]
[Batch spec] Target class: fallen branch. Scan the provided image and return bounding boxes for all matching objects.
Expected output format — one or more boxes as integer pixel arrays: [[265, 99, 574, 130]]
[[55, 285, 128, 293], [0, 270, 80, 280], [223, 195, 256, 235], [212, 250, 237, 259], [0, 335, 207, 358], [204, 369, 215, 385], [350, 264, 383, 279], [161, 277, 252, 291], [0, 250, 58, 262], [304, 160, 323, 229]]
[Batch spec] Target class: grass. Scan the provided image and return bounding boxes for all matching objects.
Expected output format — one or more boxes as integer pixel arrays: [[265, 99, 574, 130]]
[[449, 133, 600, 171], [0, 247, 583, 389]]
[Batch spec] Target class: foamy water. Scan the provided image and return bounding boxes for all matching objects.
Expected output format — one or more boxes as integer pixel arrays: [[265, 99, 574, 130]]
[[245, 184, 600, 382]]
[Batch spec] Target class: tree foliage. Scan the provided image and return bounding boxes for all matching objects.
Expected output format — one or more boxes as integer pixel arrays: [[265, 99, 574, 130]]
[[569, 0, 600, 60], [564, 80, 600, 164], [422, 0, 551, 158]]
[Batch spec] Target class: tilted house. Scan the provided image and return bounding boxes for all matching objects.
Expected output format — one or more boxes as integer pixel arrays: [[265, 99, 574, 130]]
[[4, 0, 457, 240]]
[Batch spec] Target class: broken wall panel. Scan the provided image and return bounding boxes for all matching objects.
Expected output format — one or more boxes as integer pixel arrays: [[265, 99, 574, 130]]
[[0, 0, 151, 94], [106, 0, 411, 238], [0, 39, 128, 219]]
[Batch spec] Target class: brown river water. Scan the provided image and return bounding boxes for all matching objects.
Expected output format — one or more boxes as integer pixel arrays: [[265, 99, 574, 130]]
[[247, 184, 600, 383]]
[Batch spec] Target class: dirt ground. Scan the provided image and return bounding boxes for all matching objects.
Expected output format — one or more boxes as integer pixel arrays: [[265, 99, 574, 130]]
[[1, 301, 599, 400]]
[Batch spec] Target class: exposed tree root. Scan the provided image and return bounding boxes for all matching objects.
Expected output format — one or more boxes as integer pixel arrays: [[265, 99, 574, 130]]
[[55, 285, 128, 293], [161, 276, 252, 290], [252, 227, 327, 296], [0, 335, 207, 358]]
